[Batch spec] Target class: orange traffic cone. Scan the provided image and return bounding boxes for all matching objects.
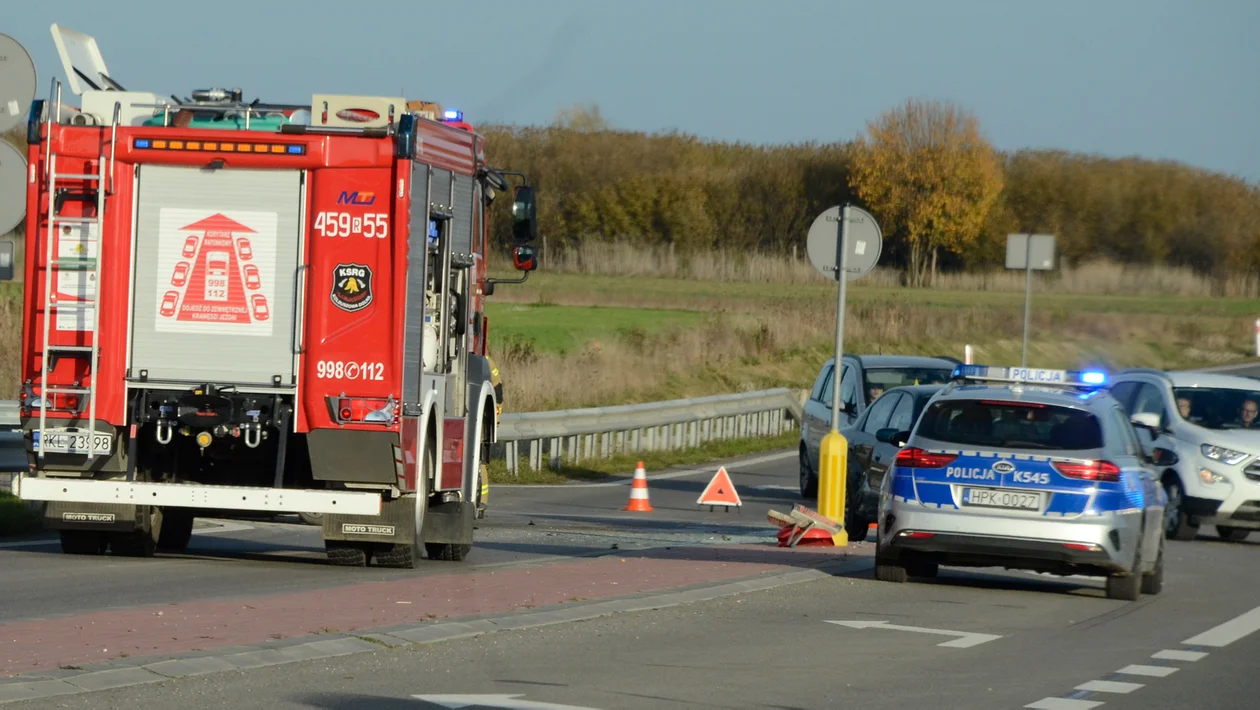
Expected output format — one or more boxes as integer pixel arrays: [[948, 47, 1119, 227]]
[[624, 461, 653, 512]]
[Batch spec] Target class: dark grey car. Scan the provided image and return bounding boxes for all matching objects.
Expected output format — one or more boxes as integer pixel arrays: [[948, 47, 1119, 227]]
[[799, 354, 958, 500]]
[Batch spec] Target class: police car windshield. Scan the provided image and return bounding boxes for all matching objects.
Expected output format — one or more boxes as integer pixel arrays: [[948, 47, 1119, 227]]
[[917, 399, 1103, 451], [1173, 387, 1260, 431]]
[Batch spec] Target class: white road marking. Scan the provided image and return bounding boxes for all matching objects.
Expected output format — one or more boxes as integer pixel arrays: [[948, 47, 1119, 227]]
[[825, 619, 1002, 648], [500, 450, 795, 489], [1115, 664, 1178, 678], [1025, 698, 1104, 709], [411, 694, 601, 709], [1075, 680, 1144, 694], [1152, 649, 1207, 662], [1181, 603, 1260, 648]]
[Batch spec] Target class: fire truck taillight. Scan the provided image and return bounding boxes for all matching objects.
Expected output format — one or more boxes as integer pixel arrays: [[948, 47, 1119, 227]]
[[329, 396, 397, 426]]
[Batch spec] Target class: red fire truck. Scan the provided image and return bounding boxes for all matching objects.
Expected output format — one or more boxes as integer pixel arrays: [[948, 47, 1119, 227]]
[[1, 25, 539, 567]]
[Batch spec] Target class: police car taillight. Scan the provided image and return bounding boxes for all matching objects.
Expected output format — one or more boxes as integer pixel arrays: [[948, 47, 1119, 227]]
[[1052, 460, 1121, 482], [894, 447, 959, 468]]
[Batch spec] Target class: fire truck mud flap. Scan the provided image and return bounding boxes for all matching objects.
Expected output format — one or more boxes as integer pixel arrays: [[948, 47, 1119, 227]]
[[44, 500, 144, 533], [320, 497, 473, 548]]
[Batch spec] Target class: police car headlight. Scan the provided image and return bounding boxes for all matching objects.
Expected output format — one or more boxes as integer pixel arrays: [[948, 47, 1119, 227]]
[[1200, 444, 1248, 465]]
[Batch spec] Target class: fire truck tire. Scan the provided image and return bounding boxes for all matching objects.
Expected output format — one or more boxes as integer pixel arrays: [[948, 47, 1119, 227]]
[[426, 541, 471, 561], [325, 542, 372, 567], [372, 435, 436, 569], [298, 512, 323, 526], [59, 530, 108, 555], [157, 509, 195, 552]]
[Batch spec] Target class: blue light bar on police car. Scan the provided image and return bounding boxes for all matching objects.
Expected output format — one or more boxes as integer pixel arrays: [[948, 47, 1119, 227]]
[[952, 365, 1108, 386]]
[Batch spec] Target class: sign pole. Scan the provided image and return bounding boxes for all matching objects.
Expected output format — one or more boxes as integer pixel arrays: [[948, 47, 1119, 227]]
[[818, 204, 851, 547], [1022, 251, 1032, 368]]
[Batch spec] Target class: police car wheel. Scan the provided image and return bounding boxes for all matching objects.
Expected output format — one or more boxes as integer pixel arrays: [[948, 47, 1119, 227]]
[[1105, 549, 1143, 601], [873, 538, 908, 583]]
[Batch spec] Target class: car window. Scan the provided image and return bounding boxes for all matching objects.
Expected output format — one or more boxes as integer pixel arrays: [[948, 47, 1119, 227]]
[[810, 365, 833, 402], [1108, 381, 1139, 411], [862, 367, 954, 402], [1172, 385, 1260, 430], [1109, 406, 1141, 456], [840, 366, 858, 410], [862, 393, 901, 434], [917, 398, 1104, 451], [1132, 383, 1167, 421], [887, 392, 917, 433]]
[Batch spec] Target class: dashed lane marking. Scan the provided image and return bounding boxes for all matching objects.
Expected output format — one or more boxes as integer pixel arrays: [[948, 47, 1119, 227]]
[[1025, 698, 1104, 709], [1114, 664, 1178, 678], [1074, 680, 1144, 694], [1152, 649, 1207, 662]]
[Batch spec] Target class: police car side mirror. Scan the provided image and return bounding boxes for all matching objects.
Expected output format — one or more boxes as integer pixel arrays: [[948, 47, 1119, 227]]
[[1150, 447, 1178, 467], [0, 240, 13, 281]]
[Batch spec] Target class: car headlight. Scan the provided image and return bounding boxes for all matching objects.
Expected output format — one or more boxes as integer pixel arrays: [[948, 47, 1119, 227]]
[[1200, 444, 1249, 466]]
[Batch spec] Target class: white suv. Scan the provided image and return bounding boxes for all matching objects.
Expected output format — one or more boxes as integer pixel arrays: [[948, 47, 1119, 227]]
[[1108, 368, 1260, 542]]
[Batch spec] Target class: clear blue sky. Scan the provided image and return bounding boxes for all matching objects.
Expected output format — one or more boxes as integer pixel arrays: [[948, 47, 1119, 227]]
[[7, 0, 1257, 182]]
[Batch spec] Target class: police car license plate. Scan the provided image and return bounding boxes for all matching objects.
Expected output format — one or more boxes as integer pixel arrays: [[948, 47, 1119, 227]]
[[33, 428, 113, 455], [962, 487, 1041, 510]]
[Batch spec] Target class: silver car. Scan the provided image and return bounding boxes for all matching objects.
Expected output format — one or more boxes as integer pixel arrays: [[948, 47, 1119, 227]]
[[875, 365, 1169, 601]]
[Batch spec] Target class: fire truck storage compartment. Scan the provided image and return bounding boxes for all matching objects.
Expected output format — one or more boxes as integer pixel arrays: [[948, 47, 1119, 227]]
[[129, 165, 304, 387]]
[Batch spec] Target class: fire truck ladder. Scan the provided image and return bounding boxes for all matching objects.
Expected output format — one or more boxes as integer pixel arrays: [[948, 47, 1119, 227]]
[[37, 150, 108, 460]]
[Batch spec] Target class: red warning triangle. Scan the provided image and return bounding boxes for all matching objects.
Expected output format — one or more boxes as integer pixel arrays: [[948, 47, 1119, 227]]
[[697, 466, 742, 507]]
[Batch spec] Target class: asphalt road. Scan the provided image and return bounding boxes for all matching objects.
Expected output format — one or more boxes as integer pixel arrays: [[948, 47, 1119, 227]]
[[7, 515, 1257, 709], [0, 450, 804, 625]]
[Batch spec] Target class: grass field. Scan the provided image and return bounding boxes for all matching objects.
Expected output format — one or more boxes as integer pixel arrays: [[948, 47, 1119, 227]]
[[484, 267, 1257, 413]]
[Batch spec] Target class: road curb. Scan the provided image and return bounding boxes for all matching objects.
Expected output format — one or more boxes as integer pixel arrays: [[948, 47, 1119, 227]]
[[0, 554, 872, 705]]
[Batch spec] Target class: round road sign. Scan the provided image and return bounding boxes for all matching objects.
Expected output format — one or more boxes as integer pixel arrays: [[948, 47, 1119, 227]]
[[806, 205, 883, 282]]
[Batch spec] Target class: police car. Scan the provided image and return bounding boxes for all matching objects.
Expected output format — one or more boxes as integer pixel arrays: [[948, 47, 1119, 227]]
[[874, 365, 1168, 601]]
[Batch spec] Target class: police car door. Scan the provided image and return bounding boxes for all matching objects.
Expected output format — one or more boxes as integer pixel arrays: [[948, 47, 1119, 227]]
[[1108, 404, 1165, 556]]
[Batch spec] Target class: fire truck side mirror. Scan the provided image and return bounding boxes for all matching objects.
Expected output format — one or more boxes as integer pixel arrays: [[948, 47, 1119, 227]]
[[0, 240, 14, 281], [512, 245, 538, 272], [511, 186, 538, 243]]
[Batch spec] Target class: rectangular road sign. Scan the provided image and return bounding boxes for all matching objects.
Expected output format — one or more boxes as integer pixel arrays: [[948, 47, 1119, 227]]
[[1005, 234, 1056, 271]]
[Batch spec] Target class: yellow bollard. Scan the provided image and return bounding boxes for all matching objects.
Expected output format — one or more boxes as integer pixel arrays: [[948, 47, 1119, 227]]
[[818, 429, 849, 546]]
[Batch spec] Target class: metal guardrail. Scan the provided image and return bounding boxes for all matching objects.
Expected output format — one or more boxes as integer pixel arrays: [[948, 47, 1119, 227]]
[[0, 388, 804, 484], [494, 388, 803, 474]]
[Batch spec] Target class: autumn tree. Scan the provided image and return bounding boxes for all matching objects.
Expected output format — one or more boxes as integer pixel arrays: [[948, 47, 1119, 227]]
[[848, 99, 1005, 286]]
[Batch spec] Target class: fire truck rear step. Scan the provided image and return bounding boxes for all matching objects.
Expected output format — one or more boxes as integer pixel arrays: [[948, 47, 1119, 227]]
[[15, 477, 383, 516]]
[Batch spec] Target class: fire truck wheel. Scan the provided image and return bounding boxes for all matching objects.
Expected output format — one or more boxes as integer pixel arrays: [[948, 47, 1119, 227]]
[[157, 509, 195, 552], [325, 541, 372, 567], [372, 437, 435, 569], [298, 512, 323, 526], [59, 530, 108, 555], [426, 541, 472, 561]]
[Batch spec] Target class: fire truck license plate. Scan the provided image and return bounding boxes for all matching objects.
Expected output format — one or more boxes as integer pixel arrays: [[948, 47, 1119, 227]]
[[35, 429, 113, 455]]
